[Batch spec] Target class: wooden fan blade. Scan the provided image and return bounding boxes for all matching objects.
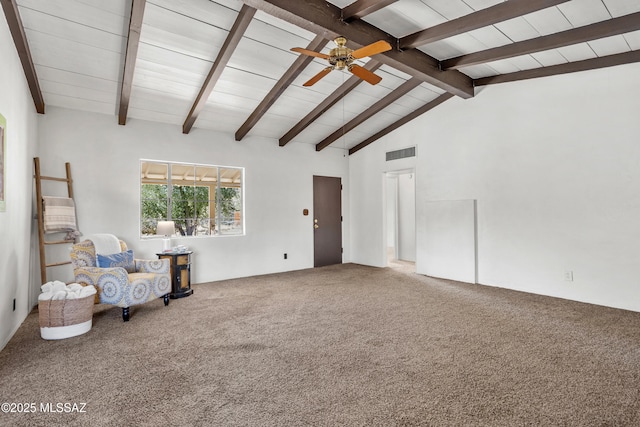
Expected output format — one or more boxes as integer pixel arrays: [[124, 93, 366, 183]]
[[291, 47, 330, 60], [303, 67, 333, 86], [348, 64, 382, 85], [351, 40, 392, 59]]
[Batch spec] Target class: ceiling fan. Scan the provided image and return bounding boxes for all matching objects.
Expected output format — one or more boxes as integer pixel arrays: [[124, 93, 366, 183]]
[[291, 36, 392, 87]]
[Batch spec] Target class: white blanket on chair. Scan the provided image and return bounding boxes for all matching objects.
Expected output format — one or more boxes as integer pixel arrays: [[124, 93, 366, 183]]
[[86, 233, 121, 255]]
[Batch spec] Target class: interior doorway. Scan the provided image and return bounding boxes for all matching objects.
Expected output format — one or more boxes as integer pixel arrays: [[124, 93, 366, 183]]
[[313, 175, 342, 267], [385, 170, 416, 272]]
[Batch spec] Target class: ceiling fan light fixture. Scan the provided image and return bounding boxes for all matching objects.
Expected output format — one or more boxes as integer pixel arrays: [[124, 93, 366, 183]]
[[292, 36, 391, 86]]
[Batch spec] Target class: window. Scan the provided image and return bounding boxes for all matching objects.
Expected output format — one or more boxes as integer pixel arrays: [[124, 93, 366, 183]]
[[140, 160, 243, 237]]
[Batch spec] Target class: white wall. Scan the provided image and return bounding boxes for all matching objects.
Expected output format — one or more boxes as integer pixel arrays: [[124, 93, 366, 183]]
[[36, 107, 349, 288], [351, 147, 416, 267], [385, 175, 397, 257], [350, 63, 640, 312], [397, 172, 415, 262], [0, 16, 40, 350]]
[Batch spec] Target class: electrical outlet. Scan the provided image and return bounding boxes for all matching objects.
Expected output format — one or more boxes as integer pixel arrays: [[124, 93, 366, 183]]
[[284, 253, 287, 260], [564, 271, 574, 281]]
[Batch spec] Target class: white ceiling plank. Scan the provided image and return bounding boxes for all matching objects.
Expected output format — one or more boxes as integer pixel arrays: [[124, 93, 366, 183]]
[[602, 0, 640, 17], [17, 0, 127, 35], [556, 43, 599, 62], [485, 55, 541, 73], [521, 6, 572, 36], [459, 63, 501, 79], [40, 80, 117, 104], [507, 54, 546, 70], [35, 65, 119, 94], [382, 100, 424, 117], [419, 38, 472, 60], [494, 16, 540, 42], [412, 83, 446, 98], [148, 0, 241, 24], [43, 92, 116, 115], [326, 0, 351, 7], [422, 0, 474, 20], [229, 37, 302, 81], [376, 64, 413, 81], [132, 72, 201, 101], [530, 49, 569, 67], [127, 107, 184, 127], [290, 121, 338, 144], [26, 31, 122, 81], [20, 8, 124, 53], [557, 0, 612, 27], [73, 0, 128, 16], [249, 112, 302, 137], [134, 59, 208, 90], [136, 43, 213, 80], [462, 0, 505, 9], [196, 105, 255, 133], [141, 3, 235, 61], [365, 0, 445, 37], [245, 16, 318, 54], [588, 34, 632, 57], [465, 25, 513, 48], [624, 29, 640, 50], [253, 9, 316, 40], [266, 99, 323, 122], [478, 61, 514, 76], [129, 86, 194, 117]]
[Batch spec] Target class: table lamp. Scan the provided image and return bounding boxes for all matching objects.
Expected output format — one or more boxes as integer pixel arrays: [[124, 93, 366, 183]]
[[156, 220, 175, 252]]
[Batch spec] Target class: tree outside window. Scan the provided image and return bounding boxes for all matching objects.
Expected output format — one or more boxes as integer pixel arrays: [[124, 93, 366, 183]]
[[140, 161, 243, 237]]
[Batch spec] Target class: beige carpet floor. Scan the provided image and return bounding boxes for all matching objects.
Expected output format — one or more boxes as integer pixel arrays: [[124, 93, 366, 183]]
[[1, 263, 639, 426]]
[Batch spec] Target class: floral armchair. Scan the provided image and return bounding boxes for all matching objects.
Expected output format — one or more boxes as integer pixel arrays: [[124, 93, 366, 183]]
[[70, 239, 171, 321]]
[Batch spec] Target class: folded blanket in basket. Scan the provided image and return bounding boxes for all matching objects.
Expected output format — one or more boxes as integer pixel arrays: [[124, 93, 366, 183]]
[[39, 281, 96, 301], [43, 196, 78, 236]]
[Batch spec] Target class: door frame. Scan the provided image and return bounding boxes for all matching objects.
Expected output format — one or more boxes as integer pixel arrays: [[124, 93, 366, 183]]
[[383, 168, 416, 267]]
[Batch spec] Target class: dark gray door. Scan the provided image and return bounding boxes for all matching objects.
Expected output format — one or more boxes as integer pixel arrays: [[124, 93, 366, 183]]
[[313, 176, 342, 267]]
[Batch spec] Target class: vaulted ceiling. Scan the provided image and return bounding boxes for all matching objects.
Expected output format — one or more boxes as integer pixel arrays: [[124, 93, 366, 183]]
[[3, 0, 640, 155]]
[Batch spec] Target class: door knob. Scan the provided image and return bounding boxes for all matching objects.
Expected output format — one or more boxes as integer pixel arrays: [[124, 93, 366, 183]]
[[314, 224, 319, 229]]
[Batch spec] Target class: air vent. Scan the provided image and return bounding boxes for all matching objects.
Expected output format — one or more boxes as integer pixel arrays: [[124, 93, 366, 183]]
[[386, 146, 415, 161]]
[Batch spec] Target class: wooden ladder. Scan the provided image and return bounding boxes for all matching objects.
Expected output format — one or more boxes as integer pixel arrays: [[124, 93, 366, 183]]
[[34, 157, 75, 285]]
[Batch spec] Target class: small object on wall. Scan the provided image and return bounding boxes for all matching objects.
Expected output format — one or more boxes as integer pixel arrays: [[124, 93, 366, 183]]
[[303, 209, 309, 216]]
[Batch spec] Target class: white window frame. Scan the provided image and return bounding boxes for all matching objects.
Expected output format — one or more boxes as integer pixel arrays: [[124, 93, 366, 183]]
[[140, 159, 244, 238]]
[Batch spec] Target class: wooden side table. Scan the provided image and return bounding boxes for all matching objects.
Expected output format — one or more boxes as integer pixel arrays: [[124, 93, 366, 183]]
[[157, 251, 193, 299]]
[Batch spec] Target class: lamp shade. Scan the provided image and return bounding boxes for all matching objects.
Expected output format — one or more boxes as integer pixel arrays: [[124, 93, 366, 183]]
[[156, 221, 175, 236]]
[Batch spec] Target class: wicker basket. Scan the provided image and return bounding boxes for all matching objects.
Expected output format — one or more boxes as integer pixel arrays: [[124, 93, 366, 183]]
[[38, 294, 94, 340]]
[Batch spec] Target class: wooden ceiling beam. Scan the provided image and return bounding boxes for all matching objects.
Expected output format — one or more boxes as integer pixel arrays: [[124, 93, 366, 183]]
[[240, 0, 474, 99], [474, 50, 640, 86], [316, 78, 422, 151], [279, 60, 382, 147], [183, 5, 256, 134], [349, 93, 453, 155], [342, 0, 399, 21], [235, 35, 328, 141], [399, 0, 570, 50], [443, 11, 640, 70], [1, 0, 45, 113], [118, 0, 146, 126], [236, 1, 393, 142]]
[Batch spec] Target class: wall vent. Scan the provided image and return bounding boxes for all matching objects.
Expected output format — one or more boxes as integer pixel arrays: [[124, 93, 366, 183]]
[[386, 146, 415, 161]]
